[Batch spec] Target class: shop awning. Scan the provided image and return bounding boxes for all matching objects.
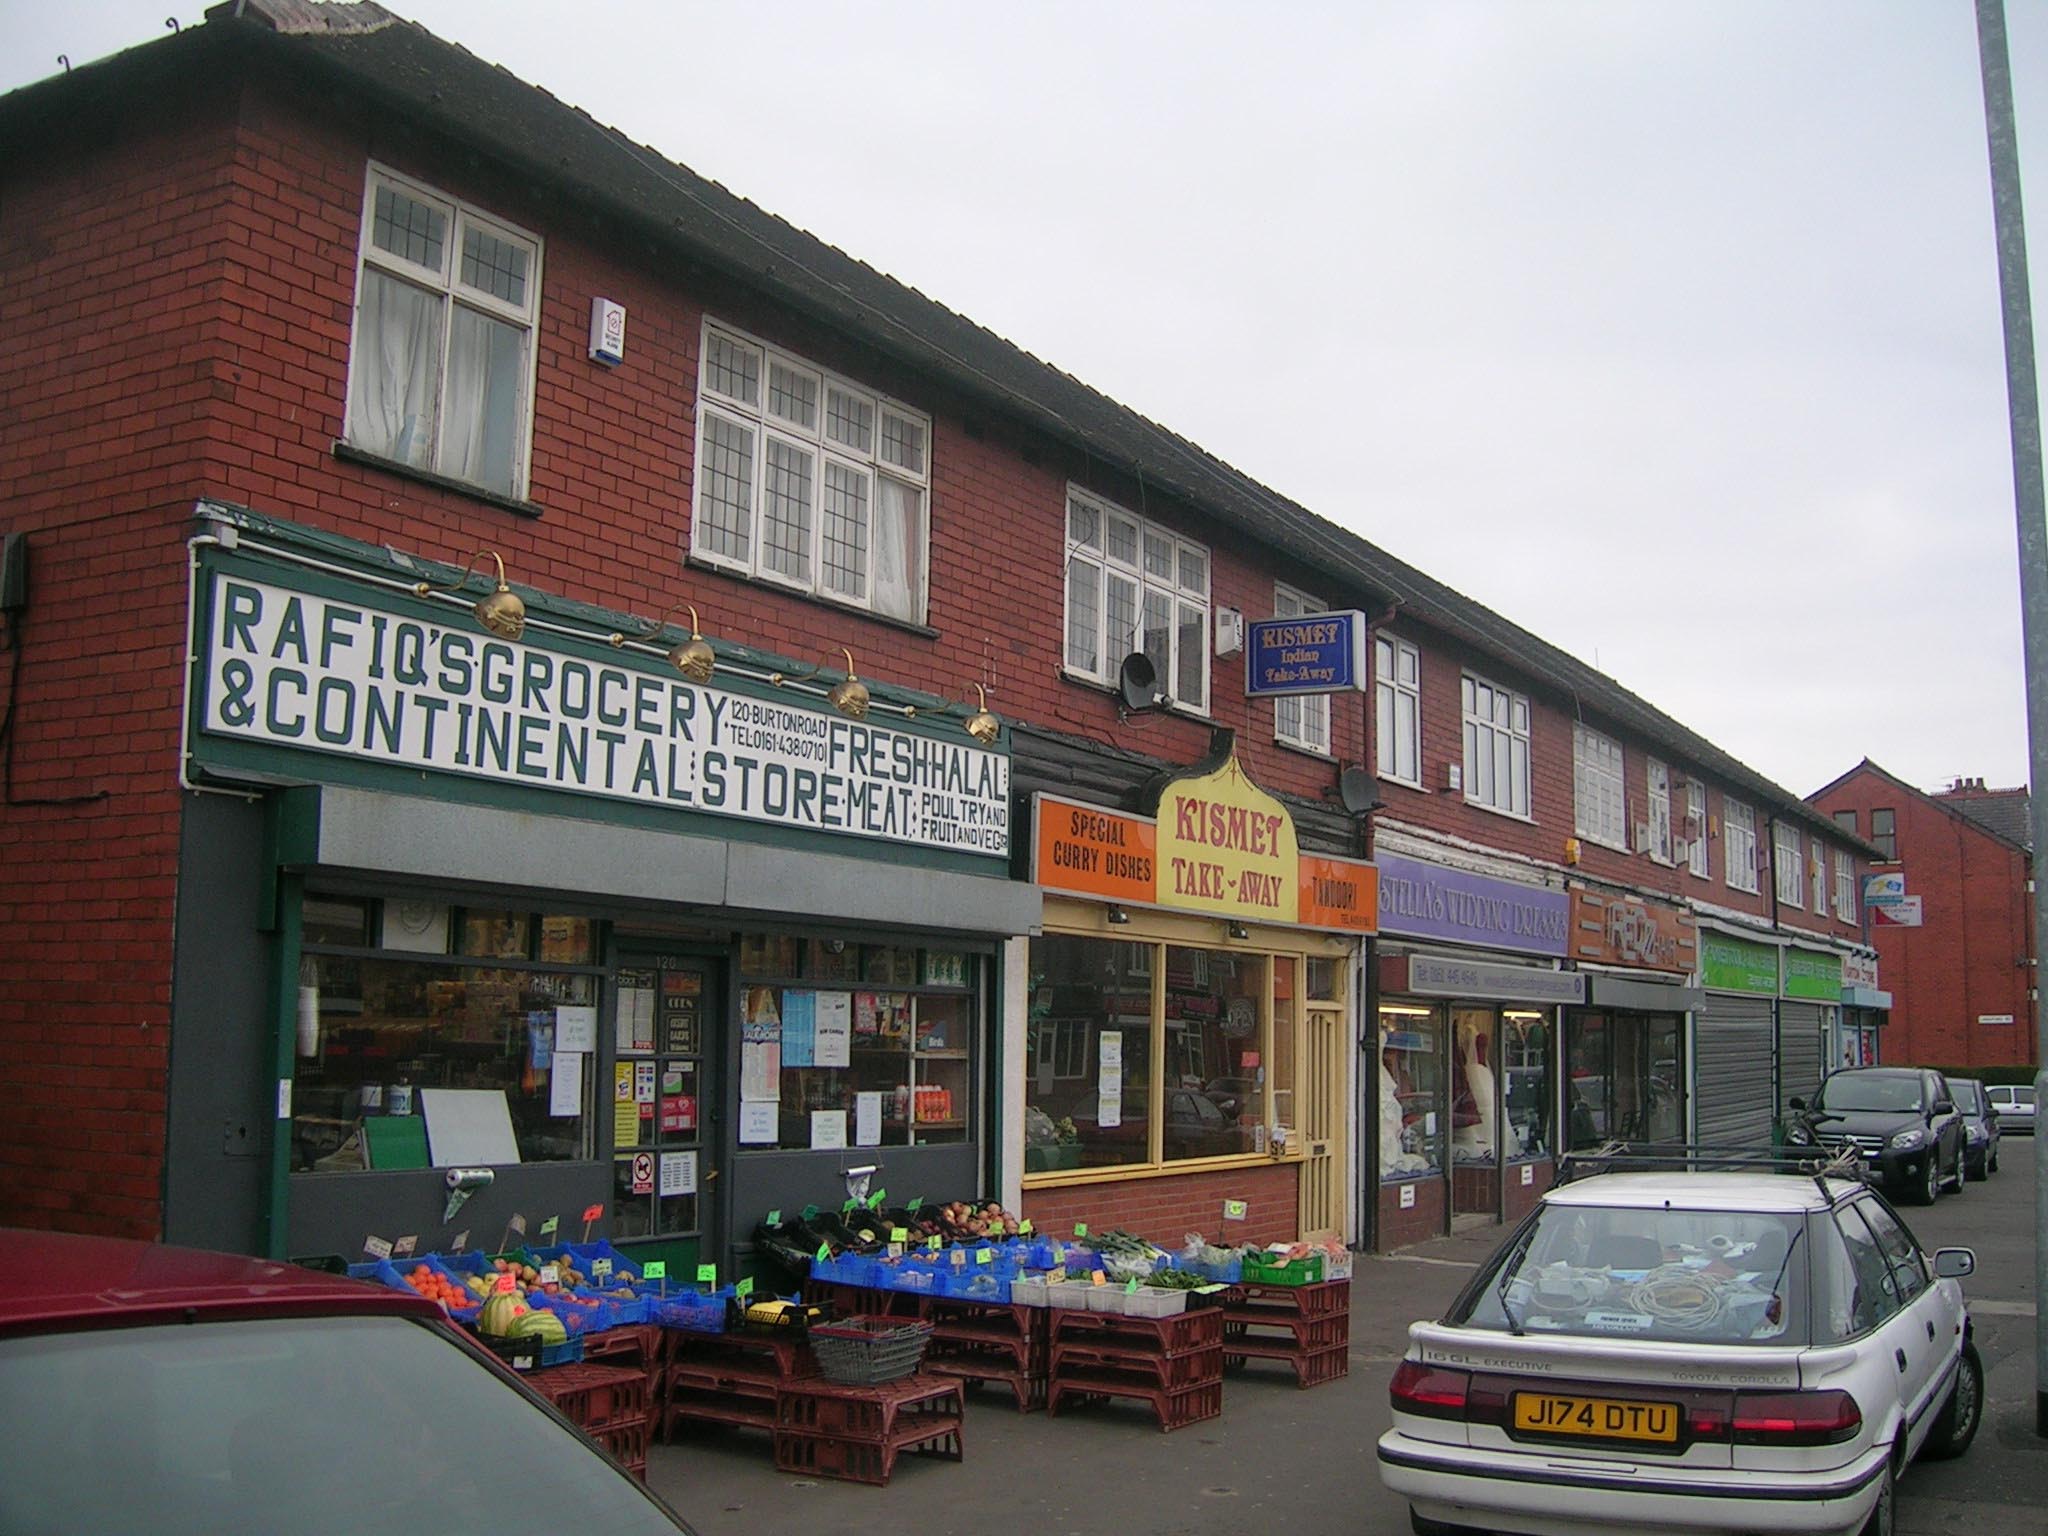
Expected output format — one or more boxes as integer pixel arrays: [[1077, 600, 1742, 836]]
[[1585, 973, 1705, 1012]]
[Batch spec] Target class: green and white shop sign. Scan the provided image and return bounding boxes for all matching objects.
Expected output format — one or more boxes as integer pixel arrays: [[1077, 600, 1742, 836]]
[[1782, 948, 1842, 1002], [1699, 932, 1777, 995]]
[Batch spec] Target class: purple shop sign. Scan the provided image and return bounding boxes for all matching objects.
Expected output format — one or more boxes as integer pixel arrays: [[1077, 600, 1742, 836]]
[[1374, 852, 1569, 958]]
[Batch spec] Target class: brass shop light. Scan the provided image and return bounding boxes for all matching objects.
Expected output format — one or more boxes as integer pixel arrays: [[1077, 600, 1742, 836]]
[[907, 682, 1002, 746], [609, 602, 717, 684], [825, 649, 870, 719], [413, 549, 526, 640]]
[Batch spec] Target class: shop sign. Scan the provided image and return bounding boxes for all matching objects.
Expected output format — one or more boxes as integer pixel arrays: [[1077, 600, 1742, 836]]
[[1841, 951, 1879, 990], [1699, 932, 1778, 995], [1782, 948, 1842, 1002], [190, 567, 1009, 859], [1033, 789, 1377, 933], [1375, 852, 1568, 957], [1863, 872, 1906, 906], [1871, 897, 1923, 927], [1567, 889, 1697, 973], [1244, 610, 1369, 697], [1407, 955, 1585, 1005]]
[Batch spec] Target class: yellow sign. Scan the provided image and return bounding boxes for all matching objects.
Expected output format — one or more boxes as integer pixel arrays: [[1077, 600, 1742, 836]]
[[1155, 753, 1300, 923]]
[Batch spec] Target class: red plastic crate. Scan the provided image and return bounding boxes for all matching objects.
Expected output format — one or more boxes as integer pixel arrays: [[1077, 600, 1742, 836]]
[[1223, 1310, 1349, 1350], [1233, 1278, 1349, 1318], [526, 1361, 650, 1431], [1050, 1340, 1222, 1391], [592, 1416, 652, 1475], [1047, 1372, 1222, 1432], [775, 1372, 964, 1439], [1049, 1306, 1223, 1354], [772, 1424, 962, 1485]]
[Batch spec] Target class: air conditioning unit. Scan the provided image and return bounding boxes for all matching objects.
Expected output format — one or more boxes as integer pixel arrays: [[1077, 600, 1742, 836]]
[[1633, 822, 1652, 854], [1672, 837, 1690, 864], [1213, 607, 1244, 657]]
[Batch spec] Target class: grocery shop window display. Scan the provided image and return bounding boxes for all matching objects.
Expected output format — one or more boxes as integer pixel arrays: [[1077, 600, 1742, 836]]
[[734, 936, 977, 1153], [291, 895, 599, 1173], [1379, 1004, 1441, 1180]]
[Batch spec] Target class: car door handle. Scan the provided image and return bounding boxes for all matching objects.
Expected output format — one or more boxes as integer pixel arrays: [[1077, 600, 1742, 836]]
[[1927, 1321, 1937, 1341], [1896, 1349, 1909, 1374]]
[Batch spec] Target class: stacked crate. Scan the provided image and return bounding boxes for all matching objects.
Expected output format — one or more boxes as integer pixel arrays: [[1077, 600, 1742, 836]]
[[526, 1361, 656, 1480], [663, 1327, 813, 1439], [772, 1373, 966, 1484], [1046, 1305, 1223, 1431], [1221, 1279, 1350, 1388]]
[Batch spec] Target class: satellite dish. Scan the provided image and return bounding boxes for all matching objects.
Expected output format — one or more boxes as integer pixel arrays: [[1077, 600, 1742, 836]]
[[1337, 765, 1380, 816], [1117, 652, 1163, 712]]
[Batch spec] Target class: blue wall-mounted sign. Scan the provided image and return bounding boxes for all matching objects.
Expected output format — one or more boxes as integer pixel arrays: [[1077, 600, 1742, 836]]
[[1245, 610, 1369, 697]]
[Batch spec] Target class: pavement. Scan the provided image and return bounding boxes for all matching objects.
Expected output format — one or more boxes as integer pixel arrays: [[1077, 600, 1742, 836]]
[[643, 1164, 2048, 1536]]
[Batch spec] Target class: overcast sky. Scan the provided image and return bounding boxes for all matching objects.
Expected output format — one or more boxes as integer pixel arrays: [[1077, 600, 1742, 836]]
[[5, 1, 2046, 802]]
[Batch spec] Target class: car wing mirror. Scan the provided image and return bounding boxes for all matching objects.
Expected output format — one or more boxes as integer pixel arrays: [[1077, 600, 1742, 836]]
[[1933, 1099, 1955, 1117], [1787, 1096, 1807, 1112], [1933, 1248, 1976, 1279]]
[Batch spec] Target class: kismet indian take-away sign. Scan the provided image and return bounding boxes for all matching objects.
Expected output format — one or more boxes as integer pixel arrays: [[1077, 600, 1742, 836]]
[[189, 564, 1009, 859], [1033, 757, 1377, 933]]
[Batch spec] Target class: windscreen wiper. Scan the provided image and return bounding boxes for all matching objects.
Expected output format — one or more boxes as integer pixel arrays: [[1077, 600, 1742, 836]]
[[1495, 1227, 1537, 1336]]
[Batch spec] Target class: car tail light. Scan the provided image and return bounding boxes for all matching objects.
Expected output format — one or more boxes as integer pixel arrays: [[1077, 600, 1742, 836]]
[[1390, 1360, 1470, 1419], [1730, 1389, 1862, 1446]]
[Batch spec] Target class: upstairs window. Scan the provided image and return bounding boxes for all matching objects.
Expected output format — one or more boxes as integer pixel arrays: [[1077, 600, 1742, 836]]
[[1064, 488, 1210, 712], [1832, 808, 1858, 834], [1811, 837, 1827, 914], [1725, 798, 1759, 894], [1774, 821, 1805, 908], [1646, 758, 1672, 863], [1272, 585, 1331, 753], [1462, 674, 1530, 817], [1835, 850, 1856, 921], [693, 322, 930, 623], [1871, 807, 1898, 861], [1685, 779, 1709, 877], [345, 166, 542, 500], [1376, 634, 1421, 785], [1573, 725, 1626, 848]]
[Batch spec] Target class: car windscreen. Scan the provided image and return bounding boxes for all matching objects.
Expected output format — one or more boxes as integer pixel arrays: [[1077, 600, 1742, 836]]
[[1952, 1082, 1986, 1113], [0, 1315, 684, 1536], [1816, 1075, 1923, 1113], [1454, 1203, 1810, 1346]]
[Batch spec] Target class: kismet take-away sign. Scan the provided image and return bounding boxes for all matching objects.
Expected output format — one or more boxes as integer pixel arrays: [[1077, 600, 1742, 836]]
[[191, 569, 1009, 858], [1244, 610, 1369, 698]]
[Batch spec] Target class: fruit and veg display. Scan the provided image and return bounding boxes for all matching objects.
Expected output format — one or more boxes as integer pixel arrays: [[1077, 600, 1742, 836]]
[[404, 1263, 477, 1311]]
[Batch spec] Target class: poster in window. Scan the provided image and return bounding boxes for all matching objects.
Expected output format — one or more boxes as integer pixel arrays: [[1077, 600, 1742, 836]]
[[814, 991, 852, 1067], [809, 938, 859, 983], [864, 946, 917, 985], [663, 969, 702, 999], [660, 1067, 695, 1135], [781, 989, 816, 1067], [554, 1004, 596, 1054], [811, 1109, 848, 1150], [663, 1009, 698, 1055], [740, 933, 799, 977], [461, 910, 530, 960], [539, 915, 593, 964], [922, 950, 967, 988]]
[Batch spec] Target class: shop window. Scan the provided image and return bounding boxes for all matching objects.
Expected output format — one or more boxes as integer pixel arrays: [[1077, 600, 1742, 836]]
[[1377, 1003, 1442, 1179], [1272, 583, 1331, 753], [693, 321, 930, 623], [343, 166, 540, 500], [1502, 1010, 1552, 1162], [1375, 634, 1420, 785], [1724, 797, 1760, 893], [1026, 936, 1153, 1172], [1163, 946, 1266, 1163], [1062, 487, 1210, 712], [732, 937, 976, 1153], [1462, 672, 1530, 817], [1566, 1011, 1684, 1150], [291, 897, 599, 1175]]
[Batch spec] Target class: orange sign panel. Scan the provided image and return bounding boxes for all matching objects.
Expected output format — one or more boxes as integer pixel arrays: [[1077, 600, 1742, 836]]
[[1568, 888, 1697, 973], [1298, 854, 1379, 933], [1034, 797, 1157, 905]]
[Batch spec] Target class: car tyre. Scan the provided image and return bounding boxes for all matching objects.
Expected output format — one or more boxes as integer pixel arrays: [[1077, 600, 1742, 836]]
[[1989, 1145, 2000, 1174], [1952, 1149, 1968, 1191], [1858, 1454, 1896, 1536], [1409, 1509, 1487, 1536], [1914, 1152, 1940, 1205], [1923, 1339, 1985, 1461]]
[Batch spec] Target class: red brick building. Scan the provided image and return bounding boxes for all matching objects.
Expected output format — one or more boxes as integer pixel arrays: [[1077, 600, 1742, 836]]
[[1809, 761, 2034, 1070], [1, 1, 1879, 1265]]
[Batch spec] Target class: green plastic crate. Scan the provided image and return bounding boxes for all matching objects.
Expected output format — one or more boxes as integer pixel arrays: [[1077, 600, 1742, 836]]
[[1240, 1253, 1324, 1286]]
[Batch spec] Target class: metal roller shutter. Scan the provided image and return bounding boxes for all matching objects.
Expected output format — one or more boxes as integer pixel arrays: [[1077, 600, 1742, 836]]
[[1778, 1002, 1826, 1117], [1695, 994, 1774, 1148]]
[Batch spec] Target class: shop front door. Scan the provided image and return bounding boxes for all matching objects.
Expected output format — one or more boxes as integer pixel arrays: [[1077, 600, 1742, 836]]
[[1448, 1005, 1502, 1229], [611, 953, 720, 1270], [1298, 1000, 1346, 1238]]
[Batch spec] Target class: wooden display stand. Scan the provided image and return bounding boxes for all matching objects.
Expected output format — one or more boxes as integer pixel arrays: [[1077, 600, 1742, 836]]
[[772, 1372, 966, 1485], [1221, 1279, 1350, 1389], [1046, 1305, 1224, 1431]]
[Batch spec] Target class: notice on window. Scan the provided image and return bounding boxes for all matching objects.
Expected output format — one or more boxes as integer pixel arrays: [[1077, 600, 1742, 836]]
[[739, 1100, 778, 1145], [811, 1109, 848, 1151], [555, 1005, 597, 1054], [855, 1091, 883, 1148], [740, 1008, 781, 1101], [814, 990, 852, 1068], [659, 1150, 698, 1197], [1097, 1030, 1123, 1129], [548, 1051, 583, 1117], [634, 1061, 657, 1104], [782, 989, 816, 1068], [616, 984, 655, 1053]]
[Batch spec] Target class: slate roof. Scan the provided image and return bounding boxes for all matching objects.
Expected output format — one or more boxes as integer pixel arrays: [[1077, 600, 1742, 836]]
[[1940, 786, 2033, 851], [0, 0, 1867, 849]]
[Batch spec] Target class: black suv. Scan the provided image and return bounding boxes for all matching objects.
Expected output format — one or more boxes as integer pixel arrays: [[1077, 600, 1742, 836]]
[[1786, 1066, 1966, 1205]]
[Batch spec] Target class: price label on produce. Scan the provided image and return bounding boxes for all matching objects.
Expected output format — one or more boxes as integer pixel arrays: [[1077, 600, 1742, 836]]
[[735, 1277, 754, 1300], [890, 1227, 909, 1244], [362, 1235, 393, 1260], [494, 1273, 517, 1294], [842, 1199, 859, 1214], [1048, 1267, 1066, 1285], [927, 1235, 942, 1253], [540, 1216, 559, 1238], [988, 1219, 1005, 1236], [1074, 1223, 1088, 1239], [766, 1209, 782, 1227], [1125, 1277, 1140, 1295], [696, 1264, 717, 1286], [802, 1205, 818, 1220], [950, 1247, 967, 1269], [539, 1264, 559, 1285], [816, 1243, 831, 1264], [1090, 1270, 1106, 1287], [908, 1197, 923, 1213], [642, 1261, 667, 1280], [868, 1189, 887, 1209], [1222, 1199, 1249, 1222], [591, 1258, 612, 1278], [392, 1235, 418, 1258], [1019, 1220, 1034, 1236], [975, 1247, 993, 1265], [451, 1231, 470, 1253], [581, 1203, 604, 1223]]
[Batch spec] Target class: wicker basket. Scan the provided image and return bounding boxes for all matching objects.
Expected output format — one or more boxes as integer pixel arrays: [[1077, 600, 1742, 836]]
[[807, 1317, 934, 1385]]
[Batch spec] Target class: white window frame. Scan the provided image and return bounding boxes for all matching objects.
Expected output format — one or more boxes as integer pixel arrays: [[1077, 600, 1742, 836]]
[[1573, 724, 1628, 849], [690, 319, 931, 624], [1272, 584, 1332, 754], [1835, 850, 1856, 922], [1724, 798, 1760, 894], [1062, 486, 1210, 713], [1774, 821, 1805, 909], [1685, 778, 1709, 878], [343, 164, 543, 500], [1462, 672, 1531, 817], [1811, 836, 1827, 915], [1375, 634, 1421, 786], [1646, 758, 1673, 863]]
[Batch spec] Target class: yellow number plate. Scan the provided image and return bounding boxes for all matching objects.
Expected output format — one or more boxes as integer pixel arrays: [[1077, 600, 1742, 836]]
[[1512, 1392, 1679, 1443]]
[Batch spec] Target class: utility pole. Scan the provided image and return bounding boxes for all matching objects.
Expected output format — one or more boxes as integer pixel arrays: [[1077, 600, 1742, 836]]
[[1970, 0, 2048, 1439]]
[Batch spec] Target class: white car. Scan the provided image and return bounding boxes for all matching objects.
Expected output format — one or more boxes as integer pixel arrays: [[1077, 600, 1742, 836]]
[[1377, 1167, 1981, 1536], [1986, 1084, 2035, 1134]]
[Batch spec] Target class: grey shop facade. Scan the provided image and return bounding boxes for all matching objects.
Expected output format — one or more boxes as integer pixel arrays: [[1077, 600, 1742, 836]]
[[166, 503, 1038, 1276]]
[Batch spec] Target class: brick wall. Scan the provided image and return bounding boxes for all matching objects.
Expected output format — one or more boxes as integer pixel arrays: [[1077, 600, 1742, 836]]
[[1810, 770, 2033, 1068], [1022, 1162, 1300, 1249], [1374, 1174, 1445, 1250]]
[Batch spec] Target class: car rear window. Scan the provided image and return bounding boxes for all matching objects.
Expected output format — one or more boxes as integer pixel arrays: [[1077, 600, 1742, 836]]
[[1455, 1203, 1809, 1345], [0, 1315, 680, 1535]]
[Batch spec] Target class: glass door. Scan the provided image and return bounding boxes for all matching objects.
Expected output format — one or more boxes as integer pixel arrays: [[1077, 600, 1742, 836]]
[[1448, 1005, 1502, 1228], [611, 955, 716, 1259]]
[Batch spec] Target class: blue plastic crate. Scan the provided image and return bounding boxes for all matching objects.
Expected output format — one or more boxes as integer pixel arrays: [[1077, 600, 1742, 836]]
[[563, 1240, 644, 1285], [936, 1269, 1011, 1305], [650, 1287, 731, 1333], [353, 1256, 487, 1321]]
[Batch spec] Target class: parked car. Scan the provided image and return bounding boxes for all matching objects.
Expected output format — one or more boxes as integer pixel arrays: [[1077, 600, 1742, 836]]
[[1377, 1164, 1981, 1536], [0, 1229, 697, 1535], [1785, 1066, 1966, 1205], [1986, 1083, 2036, 1134], [1947, 1078, 2000, 1178]]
